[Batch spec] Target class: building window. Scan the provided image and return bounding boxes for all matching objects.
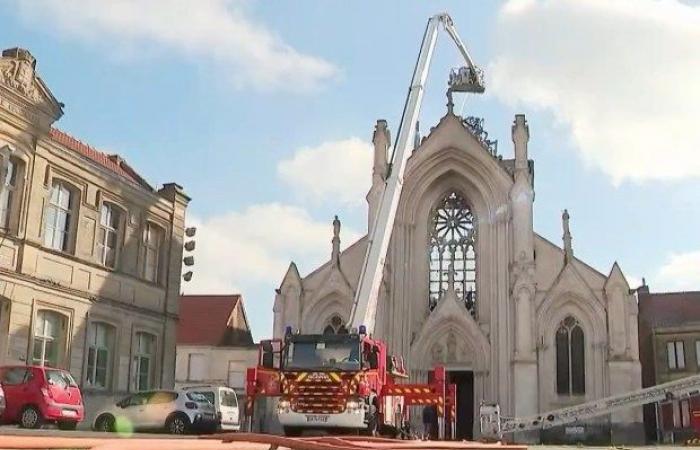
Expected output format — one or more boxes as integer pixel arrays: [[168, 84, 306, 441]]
[[672, 399, 691, 428], [43, 182, 73, 252], [667, 341, 685, 370], [556, 316, 585, 396], [142, 223, 163, 283], [132, 332, 155, 391], [32, 310, 67, 367], [0, 158, 19, 231], [428, 191, 477, 316], [85, 322, 115, 389], [97, 203, 121, 268], [322, 315, 347, 334], [187, 353, 207, 381]]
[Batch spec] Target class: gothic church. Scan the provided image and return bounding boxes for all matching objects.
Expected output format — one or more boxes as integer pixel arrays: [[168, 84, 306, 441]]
[[272, 103, 643, 442]]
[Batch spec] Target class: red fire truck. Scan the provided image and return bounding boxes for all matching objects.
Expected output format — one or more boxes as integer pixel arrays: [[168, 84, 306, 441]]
[[245, 326, 456, 437]]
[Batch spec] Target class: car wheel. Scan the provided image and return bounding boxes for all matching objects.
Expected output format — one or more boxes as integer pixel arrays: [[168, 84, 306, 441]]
[[166, 413, 190, 435], [94, 414, 115, 432], [19, 406, 42, 429], [57, 421, 77, 431]]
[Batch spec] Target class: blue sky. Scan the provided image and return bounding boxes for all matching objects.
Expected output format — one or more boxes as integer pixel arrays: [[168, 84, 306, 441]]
[[3, 0, 699, 339]]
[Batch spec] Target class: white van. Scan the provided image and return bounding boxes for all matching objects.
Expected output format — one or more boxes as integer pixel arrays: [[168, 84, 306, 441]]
[[182, 385, 240, 431]]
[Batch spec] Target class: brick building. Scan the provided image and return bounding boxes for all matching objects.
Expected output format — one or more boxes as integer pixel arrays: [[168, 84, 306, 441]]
[[638, 284, 700, 443]]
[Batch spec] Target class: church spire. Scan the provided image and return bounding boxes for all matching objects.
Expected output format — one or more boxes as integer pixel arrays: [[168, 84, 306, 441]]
[[331, 215, 341, 267], [562, 209, 574, 264]]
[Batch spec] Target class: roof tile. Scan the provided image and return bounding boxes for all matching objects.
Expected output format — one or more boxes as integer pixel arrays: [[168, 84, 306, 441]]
[[48, 128, 147, 188]]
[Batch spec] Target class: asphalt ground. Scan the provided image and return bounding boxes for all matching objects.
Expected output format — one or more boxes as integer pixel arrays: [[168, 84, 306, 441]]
[[0, 427, 688, 449]]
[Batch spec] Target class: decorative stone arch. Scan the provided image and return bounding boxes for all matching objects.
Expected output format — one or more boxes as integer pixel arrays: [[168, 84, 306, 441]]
[[536, 291, 607, 408], [321, 314, 348, 335], [304, 294, 351, 334], [411, 317, 490, 372]]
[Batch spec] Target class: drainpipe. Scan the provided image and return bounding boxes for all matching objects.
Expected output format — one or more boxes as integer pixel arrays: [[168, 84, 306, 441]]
[[159, 212, 175, 388]]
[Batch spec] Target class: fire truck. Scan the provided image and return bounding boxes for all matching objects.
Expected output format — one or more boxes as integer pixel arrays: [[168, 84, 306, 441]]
[[245, 13, 485, 437], [245, 326, 457, 436]]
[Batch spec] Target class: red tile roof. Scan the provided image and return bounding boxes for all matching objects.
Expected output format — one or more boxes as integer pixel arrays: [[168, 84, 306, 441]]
[[48, 128, 150, 189], [177, 294, 253, 346]]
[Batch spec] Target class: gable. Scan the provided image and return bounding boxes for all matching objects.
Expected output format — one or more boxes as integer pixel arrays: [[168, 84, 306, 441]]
[[534, 233, 606, 293], [178, 294, 253, 346], [0, 48, 63, 125]]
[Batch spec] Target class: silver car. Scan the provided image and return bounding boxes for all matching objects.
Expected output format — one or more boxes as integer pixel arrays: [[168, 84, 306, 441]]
[[93, 389, 217, 434]]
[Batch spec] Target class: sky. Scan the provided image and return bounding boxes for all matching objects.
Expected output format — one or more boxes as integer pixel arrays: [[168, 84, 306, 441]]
[[2, 0, 699, 340]]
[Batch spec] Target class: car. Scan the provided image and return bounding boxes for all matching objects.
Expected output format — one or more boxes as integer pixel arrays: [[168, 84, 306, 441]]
[[93, 389, 218, 434], [0, 383, 5, 417], [182, 385, 241, 431], [0, 365, 84, 430]]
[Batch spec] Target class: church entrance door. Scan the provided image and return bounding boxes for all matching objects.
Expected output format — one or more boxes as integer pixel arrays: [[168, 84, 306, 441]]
[[448, 371, 474, 440]]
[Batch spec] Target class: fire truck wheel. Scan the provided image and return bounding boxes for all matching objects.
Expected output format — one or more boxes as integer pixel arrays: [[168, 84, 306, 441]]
[[283, 426, 303, 437]]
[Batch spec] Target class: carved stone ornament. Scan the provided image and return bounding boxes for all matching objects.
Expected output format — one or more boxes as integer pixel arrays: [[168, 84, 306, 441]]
[[0, 49, 40, 102]]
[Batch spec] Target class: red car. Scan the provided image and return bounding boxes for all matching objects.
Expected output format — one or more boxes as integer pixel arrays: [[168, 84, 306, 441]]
[[0, 365, 84, 429]]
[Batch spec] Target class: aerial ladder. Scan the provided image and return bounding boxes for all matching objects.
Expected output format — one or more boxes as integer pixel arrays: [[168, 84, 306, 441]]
[[480, 373, 700, 441], [347, 12, 484, 332], [245, 13, 484, 438]]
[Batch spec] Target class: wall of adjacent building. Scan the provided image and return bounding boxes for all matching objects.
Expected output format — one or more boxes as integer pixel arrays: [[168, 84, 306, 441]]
[[0, 48, 189, 428], [175, 345, 258, 391]]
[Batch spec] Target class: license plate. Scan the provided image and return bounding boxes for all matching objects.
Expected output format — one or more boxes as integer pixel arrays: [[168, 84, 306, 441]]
[[305, 414, 329, 423], [61, 409, 77, 417]]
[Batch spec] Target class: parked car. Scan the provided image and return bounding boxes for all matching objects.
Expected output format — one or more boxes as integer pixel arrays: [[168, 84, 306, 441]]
[[182, 385, 240, 431], [0, 365, 84, 430], [0, 383, 5, 417], [93, 389, 218, 434]]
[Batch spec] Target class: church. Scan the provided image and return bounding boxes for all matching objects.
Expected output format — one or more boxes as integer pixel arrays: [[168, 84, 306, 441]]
[[272, 97, 643, 443]]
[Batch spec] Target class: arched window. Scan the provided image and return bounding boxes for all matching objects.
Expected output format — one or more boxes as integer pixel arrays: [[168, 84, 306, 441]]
[[429, 191, 477, 315], [322, 315, 345, 334], [556, 316, 585, 395]]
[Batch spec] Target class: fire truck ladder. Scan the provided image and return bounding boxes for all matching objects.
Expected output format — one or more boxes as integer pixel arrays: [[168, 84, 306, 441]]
[[480, 373, 700, 439]]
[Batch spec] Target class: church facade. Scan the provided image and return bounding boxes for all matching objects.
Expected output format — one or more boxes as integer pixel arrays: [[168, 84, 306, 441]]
[[273, 105, 643, 442]]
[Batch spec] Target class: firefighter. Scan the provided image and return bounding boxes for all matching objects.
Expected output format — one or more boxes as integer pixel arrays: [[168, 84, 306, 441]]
[[422, 404, 438, 440]]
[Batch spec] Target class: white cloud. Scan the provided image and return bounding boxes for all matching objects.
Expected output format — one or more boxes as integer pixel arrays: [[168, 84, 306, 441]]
[[183, 203, 360, 296], [13, 0, 338, 92], [491, 0, 700, 183], [654, 250, 700, 291], [277, 137, 372, 207]]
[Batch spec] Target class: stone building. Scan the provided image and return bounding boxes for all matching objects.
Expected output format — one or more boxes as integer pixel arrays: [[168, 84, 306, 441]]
[[273, 99, 643, 442], [638, 285, 700, 443], [0, 48, 189, 421], [175, 294, 257, 394]]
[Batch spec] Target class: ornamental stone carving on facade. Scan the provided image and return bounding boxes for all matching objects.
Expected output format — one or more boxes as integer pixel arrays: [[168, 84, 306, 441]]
[[0, 48, 40, 102]]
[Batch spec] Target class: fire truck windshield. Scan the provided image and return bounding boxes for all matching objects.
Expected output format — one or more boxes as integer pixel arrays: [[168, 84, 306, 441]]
[[283, 334, 361, 371]]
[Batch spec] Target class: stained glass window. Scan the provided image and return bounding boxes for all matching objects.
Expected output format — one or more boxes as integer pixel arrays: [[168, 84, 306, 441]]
[[556, 316, 585, 395], [428, 192, 477, 316]]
